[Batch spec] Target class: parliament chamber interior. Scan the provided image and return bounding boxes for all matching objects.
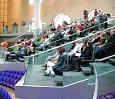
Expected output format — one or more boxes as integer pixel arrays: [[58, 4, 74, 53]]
[[0, 0, 115, 99]]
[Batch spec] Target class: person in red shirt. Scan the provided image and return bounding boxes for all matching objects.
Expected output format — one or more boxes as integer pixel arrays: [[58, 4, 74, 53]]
[[57, 24, 62, 30], [76, 23, 83, 31], [0, 39, 8, 48]]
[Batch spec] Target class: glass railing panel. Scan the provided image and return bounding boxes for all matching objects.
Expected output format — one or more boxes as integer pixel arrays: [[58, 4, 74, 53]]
[[24, 63, 33, 85], [0, 23, 51, 35], [0, 47, 7, 63], [87, 75, 96, 99], [95, 63, 115, 98]]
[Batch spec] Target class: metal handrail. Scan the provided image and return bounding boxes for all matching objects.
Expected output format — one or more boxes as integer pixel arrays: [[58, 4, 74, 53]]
[[99, 54, 115, 61]]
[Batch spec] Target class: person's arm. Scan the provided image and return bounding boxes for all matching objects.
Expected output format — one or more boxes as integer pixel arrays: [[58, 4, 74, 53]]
[[55, 54, 65, 66]]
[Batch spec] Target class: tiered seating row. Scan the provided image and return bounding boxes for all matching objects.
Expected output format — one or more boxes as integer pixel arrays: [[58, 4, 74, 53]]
[[98, 91, 115, 99], [0, 70, 26, 89], [0, 86, 12, 99]]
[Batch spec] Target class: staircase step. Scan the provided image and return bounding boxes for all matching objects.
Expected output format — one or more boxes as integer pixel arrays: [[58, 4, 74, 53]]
[[63, 71, 84, 76], [81, 67, 92, 76], [54, 76, 63, 86], [54, 75, 63, 82], [90, 62, 113, 67], [81, 67, 91, 73]]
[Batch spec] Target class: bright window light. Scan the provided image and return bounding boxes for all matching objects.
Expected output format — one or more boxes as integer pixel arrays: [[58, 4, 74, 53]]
[[29, 0, 34, 5]]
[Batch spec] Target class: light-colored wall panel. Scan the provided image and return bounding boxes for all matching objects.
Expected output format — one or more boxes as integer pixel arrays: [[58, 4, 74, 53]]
[[8, 0, 34, 27], [7, 0, 115, 27], [41, 0, 115, 23], [0, 2, 4, 8]]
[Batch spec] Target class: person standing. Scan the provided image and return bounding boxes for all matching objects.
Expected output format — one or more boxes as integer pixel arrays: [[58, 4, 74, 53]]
[[0, 39, 8, 48]]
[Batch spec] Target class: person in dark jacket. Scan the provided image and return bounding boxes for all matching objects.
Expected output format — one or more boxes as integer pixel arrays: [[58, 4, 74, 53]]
[[102, 29, 115, 56], [53, 52, 67, 76], [68, 26, 74, 41], [74, 42, 93, 71]]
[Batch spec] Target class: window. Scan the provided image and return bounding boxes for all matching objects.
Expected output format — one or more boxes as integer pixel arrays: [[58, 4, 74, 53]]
[[29, 0, 34, 5]]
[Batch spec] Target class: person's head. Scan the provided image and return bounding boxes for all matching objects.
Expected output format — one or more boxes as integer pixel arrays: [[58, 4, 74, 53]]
[[105, 31, 110, 37], [86, 42, 92, 48], [83, 40, 88, 45], [72, 42, 76, 46], [95, 9, 97, 11], [100, 32, 106, 37], [61, 46, 65, 53], [110, 29, 115, 35], [56, 48, 63, 55]]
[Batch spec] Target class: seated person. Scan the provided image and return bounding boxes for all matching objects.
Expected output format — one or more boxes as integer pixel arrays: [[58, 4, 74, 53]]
[[8, 44, 23, 61], [53, 31, 63, 46], [69, 42, 76, 52], [68, 26, 74, 40], [71, 41, 83, 53], [6, 43, 19, 61], [91, 32, 106, 53], [91, 32, 100, 44], [10, 43, 19, 53], [44, 47, 65, 68], [92, 32, 106, 46], [44, 48, 66, 76], [74, 42, 93, 71], [39, 36, 50, 50], [95, 29, 115, 58], [44, 48, 60, 67], [16, 45, 26, 61], [27, 40, 37, 54], [68, 41, 83, 57], [37, 36, 45, 46]]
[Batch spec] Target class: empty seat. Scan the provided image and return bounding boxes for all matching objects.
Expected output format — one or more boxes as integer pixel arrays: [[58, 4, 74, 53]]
[[0, 86, 12, 99], [0, 70, 25, 89], [13, 74, 17, 79], [17, 75, 21, 80], [9, 73, 14, 78]]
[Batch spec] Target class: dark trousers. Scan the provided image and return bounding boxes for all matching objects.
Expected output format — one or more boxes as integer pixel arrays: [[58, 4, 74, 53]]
[[75, 57, 84, 70], [53, 66, 63, 76]]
